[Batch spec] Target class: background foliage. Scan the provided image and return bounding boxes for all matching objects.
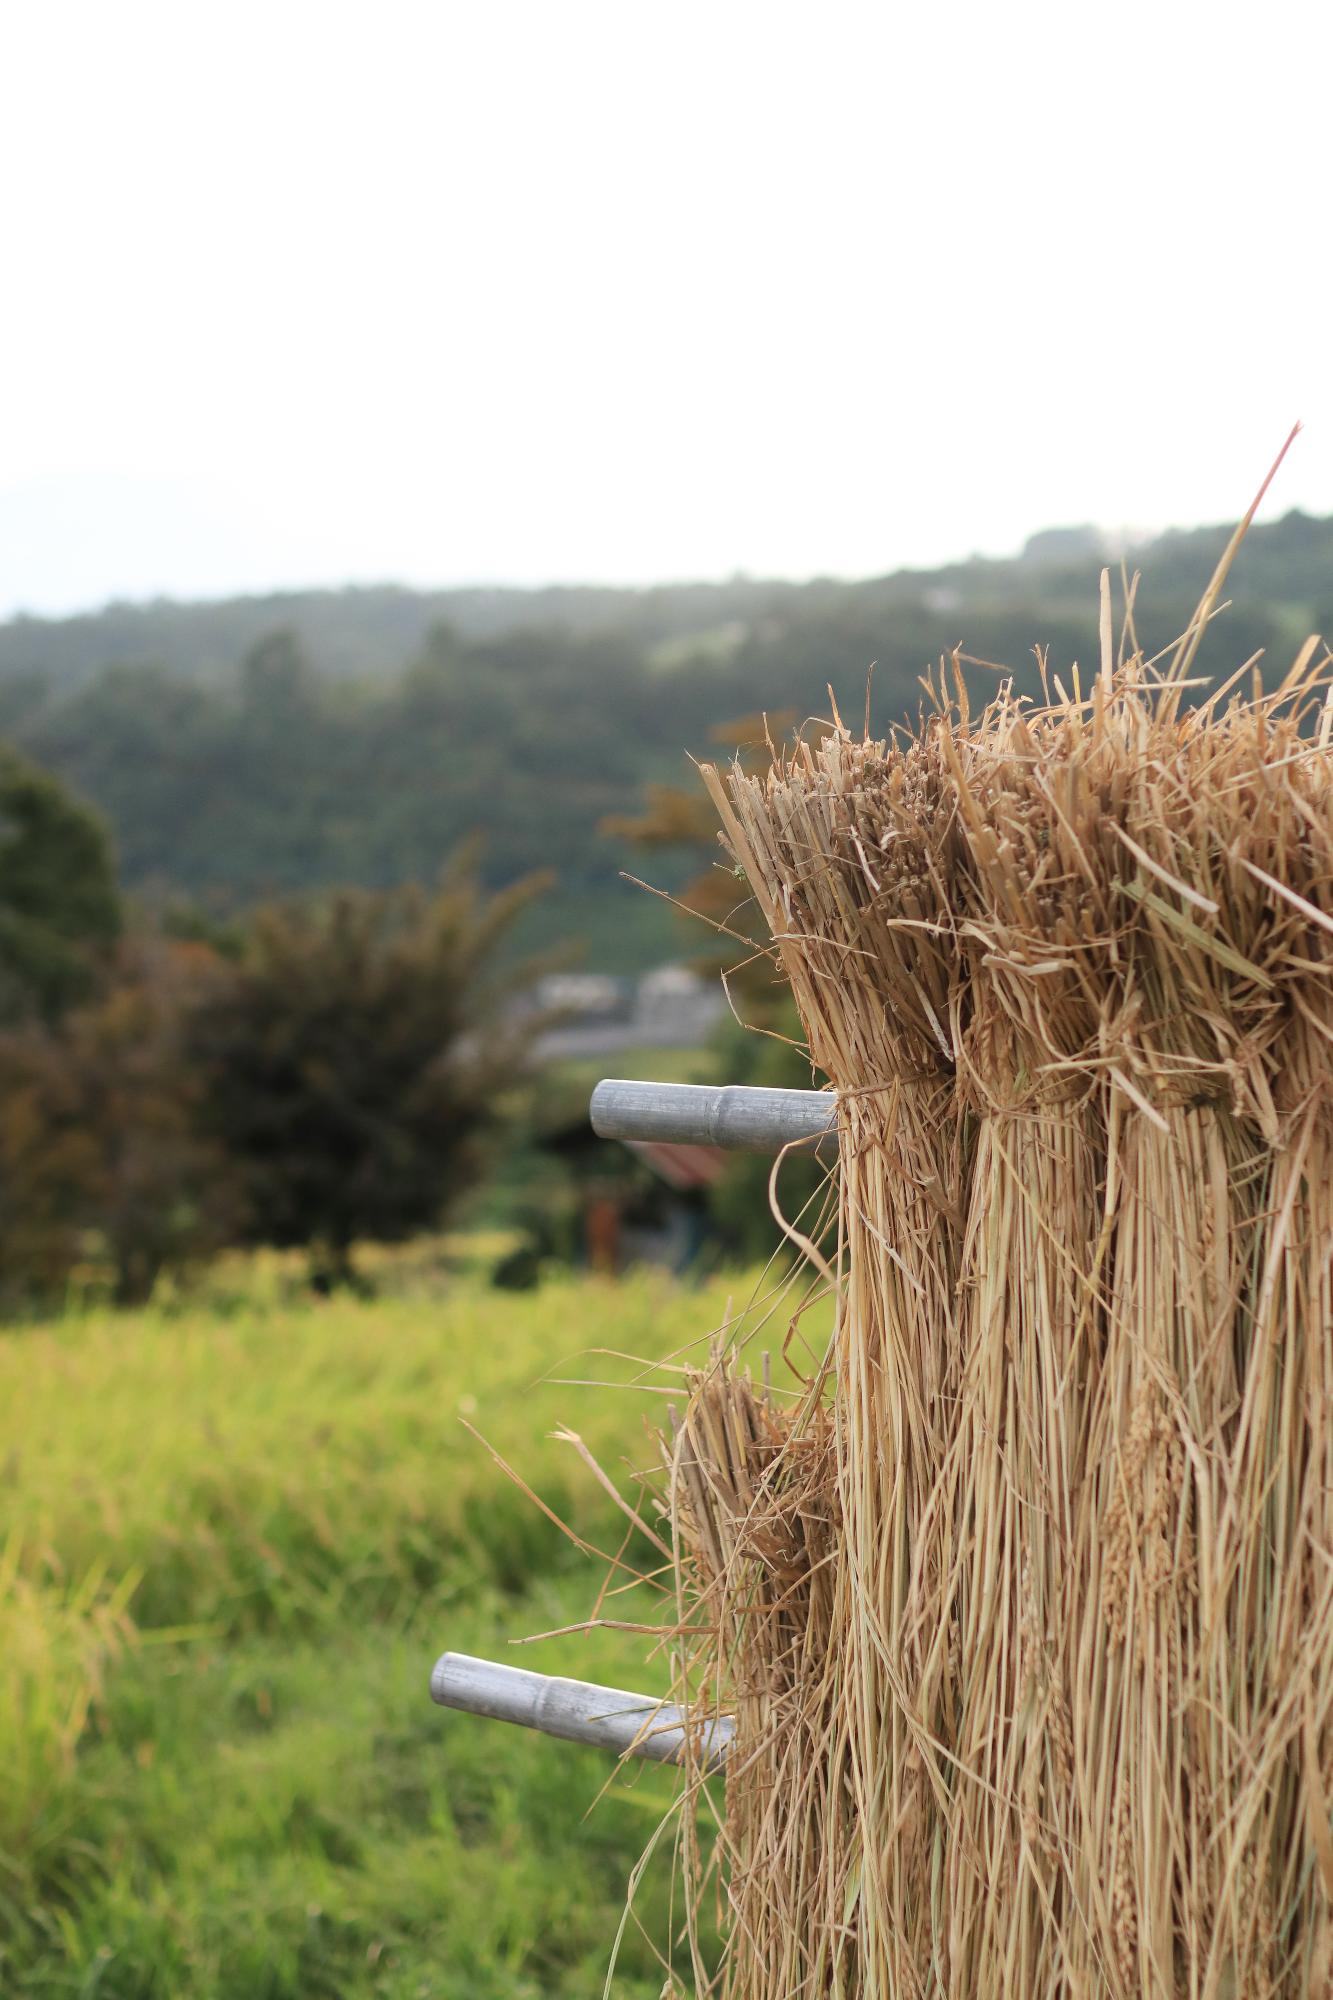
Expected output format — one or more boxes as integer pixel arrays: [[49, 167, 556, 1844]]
[[0, 510, 1328, 969]]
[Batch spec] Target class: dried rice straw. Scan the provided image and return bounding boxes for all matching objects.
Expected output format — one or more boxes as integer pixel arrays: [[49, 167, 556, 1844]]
[[657, 509, 1333, 1998]]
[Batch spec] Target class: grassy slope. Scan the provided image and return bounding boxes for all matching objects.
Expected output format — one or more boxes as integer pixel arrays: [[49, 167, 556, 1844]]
[[0, 1270, 758, 1998]]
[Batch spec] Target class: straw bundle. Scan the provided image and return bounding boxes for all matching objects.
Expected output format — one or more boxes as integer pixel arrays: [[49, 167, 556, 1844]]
[[663, 559, 1333, 1996]]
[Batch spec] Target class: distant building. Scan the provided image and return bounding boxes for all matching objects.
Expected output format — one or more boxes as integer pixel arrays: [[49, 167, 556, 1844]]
[[635, 964, 720, 1039], [533, 972, 633, 1026], [532, 962, 726, 1062]]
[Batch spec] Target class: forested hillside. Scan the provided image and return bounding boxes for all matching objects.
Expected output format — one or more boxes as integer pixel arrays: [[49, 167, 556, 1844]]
[[1, 509, 1329, 969]]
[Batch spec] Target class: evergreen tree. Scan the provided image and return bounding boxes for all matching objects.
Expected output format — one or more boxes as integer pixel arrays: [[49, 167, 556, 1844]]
[[0, 745, 121, 1022]]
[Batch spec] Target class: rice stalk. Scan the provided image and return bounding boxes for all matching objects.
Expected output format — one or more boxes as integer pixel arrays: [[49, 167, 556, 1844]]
[[656, 561, 1333, 1998]]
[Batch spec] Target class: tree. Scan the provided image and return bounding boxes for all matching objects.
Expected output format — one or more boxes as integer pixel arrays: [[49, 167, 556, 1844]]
[[604, 716, 835, 1268], [185, 856, 549, 1287], [601, 711, 796, 1006], [0, 938, 238, 1309], [0, 745, 121, 1022], [0, 1028, 100, 1309]]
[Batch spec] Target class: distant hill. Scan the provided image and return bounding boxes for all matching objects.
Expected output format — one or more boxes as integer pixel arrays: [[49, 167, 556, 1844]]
[[0, 578, 821, 693], [0, 509, 1328, 972]]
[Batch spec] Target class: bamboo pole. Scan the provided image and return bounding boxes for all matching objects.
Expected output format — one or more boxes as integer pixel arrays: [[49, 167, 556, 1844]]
[[429, 1651, 734, 1770], [590, 1078, 837, 1154]]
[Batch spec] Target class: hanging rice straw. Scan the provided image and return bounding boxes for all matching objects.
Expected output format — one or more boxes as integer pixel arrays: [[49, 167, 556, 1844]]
[[656, 496, 1333, 1997]]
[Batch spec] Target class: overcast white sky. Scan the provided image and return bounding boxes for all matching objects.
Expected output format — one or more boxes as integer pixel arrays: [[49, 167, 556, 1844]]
[[2, 0, 1330, 619]]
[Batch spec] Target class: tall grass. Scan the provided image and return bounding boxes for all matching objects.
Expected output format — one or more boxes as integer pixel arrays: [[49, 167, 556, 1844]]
[[0, 1267, 737, 1997]]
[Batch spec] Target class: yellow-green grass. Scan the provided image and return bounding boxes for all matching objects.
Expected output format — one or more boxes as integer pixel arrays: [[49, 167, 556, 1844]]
[[0, 1266, 742, 1998]]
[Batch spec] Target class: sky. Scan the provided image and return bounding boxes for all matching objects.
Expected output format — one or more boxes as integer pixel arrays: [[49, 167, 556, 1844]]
[[2, 0, 1331, 620]]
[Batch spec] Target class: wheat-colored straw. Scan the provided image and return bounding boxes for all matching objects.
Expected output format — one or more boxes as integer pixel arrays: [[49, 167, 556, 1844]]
[[661, 555, 1333, 1998]]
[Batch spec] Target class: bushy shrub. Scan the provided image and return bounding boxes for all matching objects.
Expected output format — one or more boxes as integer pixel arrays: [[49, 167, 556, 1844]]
[[185, 857, 549, 1287], [0, 939, 238, 1308]]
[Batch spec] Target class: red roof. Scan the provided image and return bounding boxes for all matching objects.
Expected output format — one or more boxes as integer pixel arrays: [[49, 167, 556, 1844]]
[[623, 1139, 729, 1191]]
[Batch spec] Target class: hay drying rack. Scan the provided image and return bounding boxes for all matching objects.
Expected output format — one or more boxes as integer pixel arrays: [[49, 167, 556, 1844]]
[[430, 1076, 837, 1770]]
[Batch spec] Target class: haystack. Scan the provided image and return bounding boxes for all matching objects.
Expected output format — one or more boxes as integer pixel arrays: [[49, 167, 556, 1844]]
[[662, 528, 1333, 1996]]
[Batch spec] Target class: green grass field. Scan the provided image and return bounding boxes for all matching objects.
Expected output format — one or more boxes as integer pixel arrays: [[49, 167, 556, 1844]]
[[0, 1263, 774, 1998]]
